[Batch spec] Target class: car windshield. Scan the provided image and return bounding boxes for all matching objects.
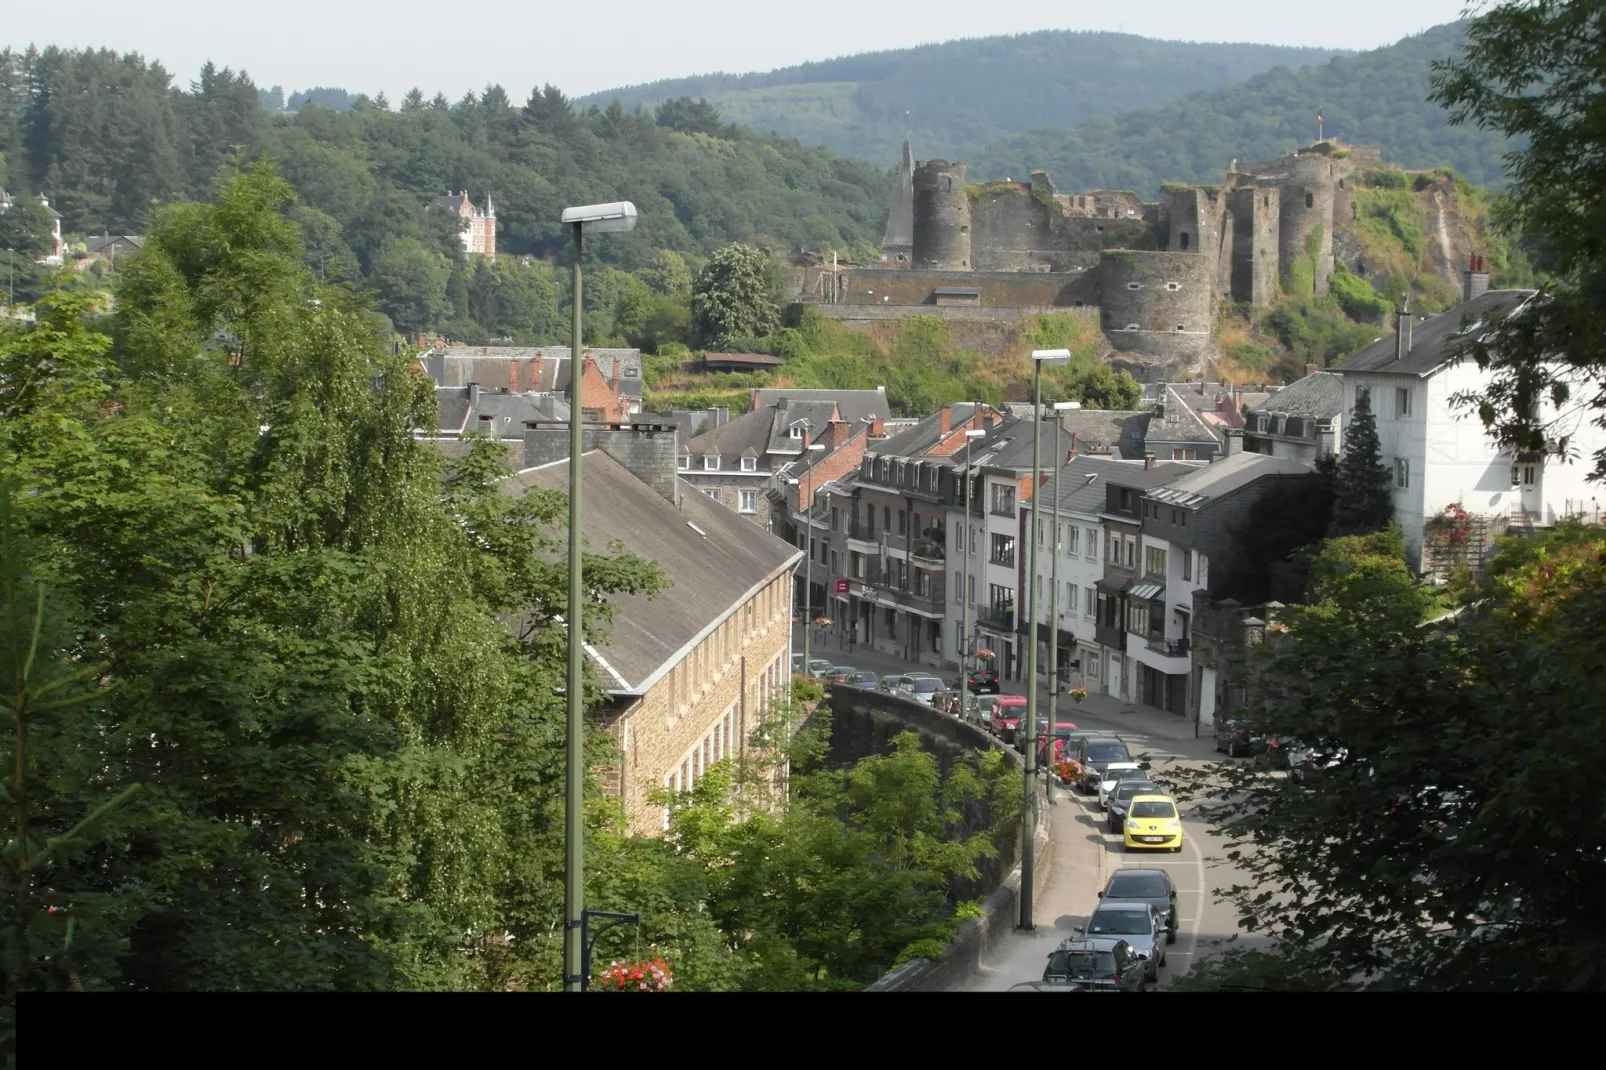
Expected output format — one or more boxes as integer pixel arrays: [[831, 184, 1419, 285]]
[[1048, 950, 1115, 979], [1113, 782, 1157, 802], [1101, 765, 1140, 780], [1088, 910, 1151, 936], [854, 673, 876, 683], [1130, 801, 1177, 819], [1086, 743, 1130, 763], [1106, 874, 1168, 898], [913, 678, 941, 693]]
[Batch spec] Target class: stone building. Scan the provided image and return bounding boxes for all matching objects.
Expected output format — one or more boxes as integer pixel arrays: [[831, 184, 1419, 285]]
[[421, 345, 642, 423], [510, 421, 801, 834], [1243, 367, 1344, 464], [430, 190, 496, 259]]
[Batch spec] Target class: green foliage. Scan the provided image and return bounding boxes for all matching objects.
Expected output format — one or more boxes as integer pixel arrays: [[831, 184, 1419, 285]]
[[1226, 342, 1275, 371], [1262, 295, 1382, 369], [1329, 401, 1396, 538], [791, 676, 825, 704], [1329, 263, 1392, 324], [1219, 454, 1336, 604], [975, 22, 1512, 193], [579, 32, 1347, 165], [0, 195, 52, 261], [690, 244, 782, 349], [1355, 186, 1426, 260]]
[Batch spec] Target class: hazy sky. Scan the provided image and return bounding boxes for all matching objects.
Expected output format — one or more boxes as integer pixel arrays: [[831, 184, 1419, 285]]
[[12, 1, 1476, 101]]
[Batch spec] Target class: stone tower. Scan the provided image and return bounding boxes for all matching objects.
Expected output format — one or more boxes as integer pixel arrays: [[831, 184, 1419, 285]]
[[881, 137, 915, 265], [1275, 154, 1336, 296], [912, 159, 971, 271]]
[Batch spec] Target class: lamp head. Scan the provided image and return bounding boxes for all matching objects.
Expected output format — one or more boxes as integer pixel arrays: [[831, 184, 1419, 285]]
[[1052, 401, 1081, 411], [964, 429, 987, 439], [1031, 348, 1071, 366], [560, 201, 639, 234]]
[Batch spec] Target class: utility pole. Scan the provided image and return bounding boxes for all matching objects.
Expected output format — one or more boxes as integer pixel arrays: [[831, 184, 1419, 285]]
[[1045, 401, 1079, 797], [959, 419, 987, 724]]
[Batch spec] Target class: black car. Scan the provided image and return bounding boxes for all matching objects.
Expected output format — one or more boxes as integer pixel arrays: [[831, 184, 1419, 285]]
[[1099, 868, 1179, 944], [1042, 938, 1146, 992], [1073, 737, 1134, 793], [965, 668, 1001, 694], [1213, 719, 1261, 758], [1106, 779, 1161, 833]]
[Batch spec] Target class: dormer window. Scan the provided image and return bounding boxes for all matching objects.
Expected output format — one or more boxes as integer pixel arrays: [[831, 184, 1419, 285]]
[[789, 421, 807, 440], [741, 455, 757, 472], [703, 454, 720, 471], [678, 454, 690, 471]]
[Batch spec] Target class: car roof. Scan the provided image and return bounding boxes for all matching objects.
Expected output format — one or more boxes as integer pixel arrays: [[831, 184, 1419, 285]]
[[1106, 867, 1168, 879], [1081, 736, 1127, 745], [1129, 793, 1175, 804], [995, 694, 1026, 705], [1056, 936, 1128, 952], [1093, 900, 1154, 914]]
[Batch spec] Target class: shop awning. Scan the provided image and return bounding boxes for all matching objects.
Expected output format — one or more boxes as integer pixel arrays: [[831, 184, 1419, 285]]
[[1128, 581, 1164, 602]]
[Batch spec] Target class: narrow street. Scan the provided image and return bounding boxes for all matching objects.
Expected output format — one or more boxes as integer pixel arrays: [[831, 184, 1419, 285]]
[[796, 623, 1258, 989]]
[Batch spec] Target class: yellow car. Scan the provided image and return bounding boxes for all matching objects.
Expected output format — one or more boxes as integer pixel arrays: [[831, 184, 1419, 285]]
[[1123, 795, 1184, 853]]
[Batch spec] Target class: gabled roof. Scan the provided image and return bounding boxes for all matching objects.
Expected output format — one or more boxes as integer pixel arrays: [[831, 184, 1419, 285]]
[[1048, 455, 1191, 515], [1148, 384, 1224, 445], [85, 234, 144, 254], [749, 387, 890, 426], [1144, 452, 1312, 507], [1334, 290, 1538, 377], [1060, 410, 1151, 459], [1248, 371, 1343, 421], [766, 400, 840, 454], [434, 386, 567, 437], [874, 403, 985, 458], [683, 404, 776, 460], [506, 451, 800, 693]]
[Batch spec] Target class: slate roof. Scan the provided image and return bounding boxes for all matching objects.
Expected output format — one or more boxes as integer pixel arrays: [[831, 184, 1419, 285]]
[[748, 387, 890, 427], [1046, 455, 1194, 515], [1147, 384, 1225, 446], [1334, 290, 1538, 377], [683, 405, 775, 461], [1144, 452, 1312, 507], [765, 401, 841, 455], [875, 403, 984, 458], [425, 346, 644, 400], [507, 451, 800, 693], [1060, 410, 1151, 459], [85, 234, 144, 254], [1248, 371, 1343, 421], [434, 386, 567, 436]]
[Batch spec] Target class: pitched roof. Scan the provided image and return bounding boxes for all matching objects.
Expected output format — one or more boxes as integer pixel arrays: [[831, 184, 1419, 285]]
[[1097, 458, 1201, 491], [1334, 290, 1538, 377], [1047, 455, 1192, 515], [434, 386, 567, 437], [1060, 410, 1151, 459], [1144, 451, 1312, 507], [875, 403, 984, 458], [749, 387, 890, 426], [765, 401, 841, 455], [506, 452, 800, 693], [1248, 371, 1343, 420], [683, 404, 776, 459], [1148, 385, 1225, 445], [426, 346, 644, 399], [85, 234, 144, 253]]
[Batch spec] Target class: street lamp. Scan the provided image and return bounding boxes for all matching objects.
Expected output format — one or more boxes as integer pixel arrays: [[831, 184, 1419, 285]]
[[559, 200, 638, 994], [1045, 400, 1079, 803], [959, 423, 988, 727], [1021, 348, 1068, 932], [787, 441, 827, 673]]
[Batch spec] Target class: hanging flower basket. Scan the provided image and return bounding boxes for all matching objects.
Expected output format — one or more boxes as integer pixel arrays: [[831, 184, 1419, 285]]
[[1068, 686, 1088, 703], [974, 648, 996, 661], [597, 957, 674, 991], [814, 616, 833, 627], [1053, 760, 1082, 784]]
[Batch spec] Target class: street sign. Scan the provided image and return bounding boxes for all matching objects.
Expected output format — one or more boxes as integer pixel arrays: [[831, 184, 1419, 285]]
[[834, 579, 849, 593]]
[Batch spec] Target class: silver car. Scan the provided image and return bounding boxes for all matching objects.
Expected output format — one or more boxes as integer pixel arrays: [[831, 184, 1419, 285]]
[[1076, 901, 1170, 983], [896, 674, 944, 706]]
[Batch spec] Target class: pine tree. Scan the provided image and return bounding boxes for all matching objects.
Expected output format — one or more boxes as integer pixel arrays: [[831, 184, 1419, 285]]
[[1329, 394, 1395, 537]]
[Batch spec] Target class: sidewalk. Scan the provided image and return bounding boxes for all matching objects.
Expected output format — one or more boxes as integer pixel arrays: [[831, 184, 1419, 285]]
[[797, 624, 1205, 743]]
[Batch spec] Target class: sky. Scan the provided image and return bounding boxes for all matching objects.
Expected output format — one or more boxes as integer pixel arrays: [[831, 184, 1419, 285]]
[[11, 1, 1476, 101]]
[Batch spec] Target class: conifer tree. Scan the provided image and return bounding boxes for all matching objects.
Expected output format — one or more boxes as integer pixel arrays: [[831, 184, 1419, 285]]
[[1328, 393, 1395, 538]]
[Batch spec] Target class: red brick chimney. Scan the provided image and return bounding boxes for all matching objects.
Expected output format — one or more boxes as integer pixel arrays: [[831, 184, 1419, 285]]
[[939, 407, 951, 435], [1305, 363, 1318, 378], [1144, 453, 1156, 470], [800, 426, 812, 453], [1069, 432, 1079, 459], [508, 359, 518, 392], [869, 417, 886, 438]]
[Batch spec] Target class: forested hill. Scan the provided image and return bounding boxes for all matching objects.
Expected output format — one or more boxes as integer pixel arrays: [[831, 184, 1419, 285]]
[[971, 22, 1512, 193], [0, 47, 891, 264], [577, 31, 1347, 165]]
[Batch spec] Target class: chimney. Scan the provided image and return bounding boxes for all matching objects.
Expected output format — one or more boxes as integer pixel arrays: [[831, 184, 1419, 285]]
[[1225, 427, 1244, 456], [869, 416, 886, 438], [1305, 363, 1318, 378], [467, 382, 480, 408], [1463, 254, 1491, 304], [1144, 452, 1156, 470], [1069, 432, 1079, 459], [1395, 296, 1413, 362], [800, 426, 812, 454], [522, 420, 682, 506], [939, 407, 951, 435]]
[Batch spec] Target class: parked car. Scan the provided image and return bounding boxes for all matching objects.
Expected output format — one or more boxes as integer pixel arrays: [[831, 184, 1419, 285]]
[[1106, 779, 1161, 834], [970, 693, 1000, 726], [1097, 762, 1146, 808], [1072, 737, 1134, 793], [1258, 735, 1296, 770], [1122, 795, 1184, 854], [895, 674, 945, 706], [989, 694, 1028, 741], [1007, 980, 1089, 992], [846, 671, 879, 690], [805, 658, 835, 679], [1042, 938, 1146, 992], [1037, 724, 1087, 765], [1289, 744, 1349, 783], [826, 665, 857, 684], [964, 667, 1001, 694], [791, 653, 805, 673], [1099, 868, 1179, 944], [1077, 903, 1169, 983], [931, 688, 962, 716], [1213, 719, 1261, 758]]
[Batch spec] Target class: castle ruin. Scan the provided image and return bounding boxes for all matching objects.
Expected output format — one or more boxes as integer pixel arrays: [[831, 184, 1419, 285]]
[[792, 140, 1384, 381]]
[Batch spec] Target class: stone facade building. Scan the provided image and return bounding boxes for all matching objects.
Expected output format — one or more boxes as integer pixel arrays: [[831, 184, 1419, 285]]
[[431, 190, 496, 259], [511, 421, 801, 834]]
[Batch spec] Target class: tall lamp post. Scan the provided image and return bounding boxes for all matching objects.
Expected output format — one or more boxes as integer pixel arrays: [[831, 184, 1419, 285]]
[[1044, 400, 1079, 801], [1021, 348, 1069, 931], [788, 442, 827, 672], [959, 423, 988, 725], [558, 200, 637, 993]]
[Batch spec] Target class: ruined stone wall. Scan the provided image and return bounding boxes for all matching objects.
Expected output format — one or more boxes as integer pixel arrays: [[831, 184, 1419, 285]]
[[968, 184, 1105, 273], [1272, 154, 1337, 297], [1226, 186, 1280, 308], [1100, 250, 1217, 378], [836, 267, 1099, 307], [809, 303, 1100, 359], [913, 160, 972, 270]]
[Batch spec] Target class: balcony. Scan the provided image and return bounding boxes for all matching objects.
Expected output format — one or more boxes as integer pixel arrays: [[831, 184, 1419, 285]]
[[910, 538, 946, 562], [978, 604, 1015, 632], [1146, 634, 1189, 658], [989, 551, 1015, 569]]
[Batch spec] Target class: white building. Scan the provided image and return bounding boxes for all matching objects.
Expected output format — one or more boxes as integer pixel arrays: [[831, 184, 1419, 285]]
[[1334, 281, 1606, 574]]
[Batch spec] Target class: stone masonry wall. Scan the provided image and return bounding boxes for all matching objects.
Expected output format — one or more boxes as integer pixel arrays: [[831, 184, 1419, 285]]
[[834, 268, 1099, 307], [969, 186, 1106, 273], [913, 160, 972, 270]]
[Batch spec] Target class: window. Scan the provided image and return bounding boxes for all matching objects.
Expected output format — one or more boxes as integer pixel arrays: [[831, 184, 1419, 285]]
[[1183, 550, 1193, 582], [953, 572, 961, 603], [703, 454, 720, 471], [852, 553, 865, 579], [829, 550, 840, 575], [1125, 536, 1137, 568], [1305, 191, 1314, 208], [897, 510, 907, 536], [739, 489, 758, 513], [1119, 487, 1133, 511], [1396, 387, 1412, 418], [1065, 582, 1075, 611], [1355, 385, 1372, 412], [990, 484, 1016, 515], [1066, 525, 1079, 554], [1255, 414, 1269, 433], [677, 454, 690, 470], [1274, 416, 1286, 436], [1084, 586, 1094, 617], [705, 488, 723, 503], [741, 454, 757, 472], [1512, 464, 1536, 486], [1172, 448, 1196, 460], [1087, 528, 1097, 559], [1126, 281, 1144, 291], [968, 574, 976, 605], [1126, 601, 1148, 634], [1178, 233, 1190, 251], [1145, 546, 1167, 576], [1395, 457, 1410, 489], [917, 571, 932, 597], [1179, 511, 1187, 529], [1165, 281, 1181, 292], [990, 533, 1016, 567]]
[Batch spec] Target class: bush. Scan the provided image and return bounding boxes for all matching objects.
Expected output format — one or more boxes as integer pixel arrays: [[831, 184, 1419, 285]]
[[1227, 341, 1276, 370], [791, 675, 824, 704], [1329, 264, 1392, 324]]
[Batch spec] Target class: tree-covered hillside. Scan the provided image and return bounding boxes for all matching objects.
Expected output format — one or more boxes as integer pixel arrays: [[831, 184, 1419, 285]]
[[972, 22, 1513, 193], [578, 31, 1346, 165]]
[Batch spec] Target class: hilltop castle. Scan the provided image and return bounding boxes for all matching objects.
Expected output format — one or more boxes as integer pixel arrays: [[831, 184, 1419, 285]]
[[793, 139, 1384, 381], [431, 190, 497, 259]]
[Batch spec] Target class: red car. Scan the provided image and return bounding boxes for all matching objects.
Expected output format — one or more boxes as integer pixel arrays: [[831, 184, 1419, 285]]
[[989, 695, 1027, 742], [1036, 722, 1081, 765]]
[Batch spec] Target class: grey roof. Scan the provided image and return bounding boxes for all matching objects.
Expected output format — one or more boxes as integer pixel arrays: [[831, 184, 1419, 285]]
[[1147, 385, 1225, 446], [874, 403, 983, 458], [1334, 290, 1538, 377], [683, 404, 776, 460], [85, 234, 144, 253], [1046, 455, 1192, 515], [425, 346, 643, 400], [1144, 452, 1312, 507], [1097, 458, 1201, 492], [1059, 410, 1151, 459], [1248, 371, 1343, 420], [508, 451, 800, 693], [434, 386, 567, 437], [749, 387, 890, 427], [765, 401, 841, 455]]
